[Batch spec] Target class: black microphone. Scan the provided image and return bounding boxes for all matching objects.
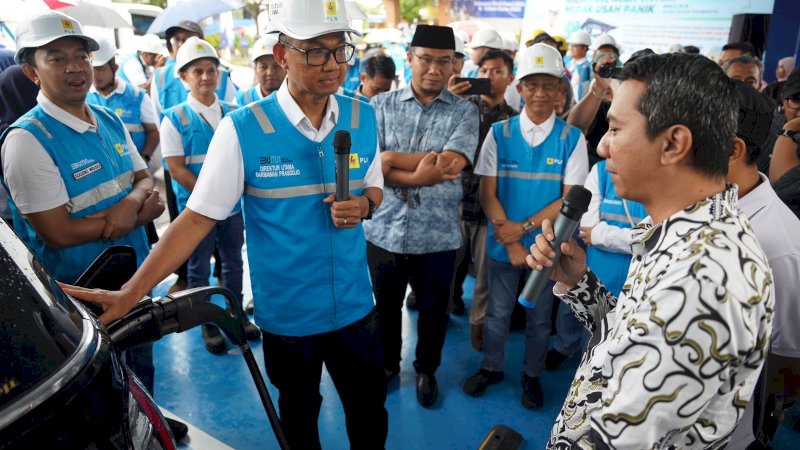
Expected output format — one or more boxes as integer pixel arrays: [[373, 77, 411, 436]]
[[518, 185, 592, 308], [333, 130, 351, 201]]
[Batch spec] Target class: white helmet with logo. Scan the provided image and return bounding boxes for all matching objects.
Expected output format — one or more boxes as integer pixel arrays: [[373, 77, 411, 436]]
[[454, 35, 466, 57], [90, 36, 117, 67], [251, 35, 278, 62], [568, 30, 591, 47], [593, 33, 621, 54], [265, 0, 362, 41], [174, 36, 219, 76], [468, 29, 503, 50], [14, 10, 99, 64], [516, 43, 565, 80], [137, 33, 164, 55]]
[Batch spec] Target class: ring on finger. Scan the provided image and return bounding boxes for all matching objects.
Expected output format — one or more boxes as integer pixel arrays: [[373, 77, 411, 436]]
[[344, 218, 348, 225]]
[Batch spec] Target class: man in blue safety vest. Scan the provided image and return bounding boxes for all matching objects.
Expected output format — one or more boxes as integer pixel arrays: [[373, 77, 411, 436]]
[[63, 0, 388, 448], [463, 43, 589, 408], [86, 36, 159, 165], [160, 36, 260, 353]]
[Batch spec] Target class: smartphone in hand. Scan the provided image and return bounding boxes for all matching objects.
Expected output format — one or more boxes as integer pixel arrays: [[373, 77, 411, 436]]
[[454, 77, 491, 96]]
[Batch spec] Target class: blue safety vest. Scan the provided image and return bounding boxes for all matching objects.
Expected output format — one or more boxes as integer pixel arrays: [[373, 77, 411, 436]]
[[487, 116, 582, 263], [0, 105, 150, 283], [343, 56, 362, 92], [340, 87, 370, 103], [117, 53, 147, 85], [162, 100, 236, 213], [155, 59, 232, 119], [236, 85, 263, 105], [566, 57, 592, 99], [585, 160, 647, 297], [227, 94, 376, 336], [86, 80, 148, 153]]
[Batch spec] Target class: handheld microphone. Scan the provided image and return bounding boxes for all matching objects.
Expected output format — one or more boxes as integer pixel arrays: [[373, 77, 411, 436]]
[[333, 130, 351, 201], [518, 185, 592, 308]]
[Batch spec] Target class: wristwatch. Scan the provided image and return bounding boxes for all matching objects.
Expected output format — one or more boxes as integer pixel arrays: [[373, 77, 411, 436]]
[[522, 220, 535, 235], [780, 128, 800, 146], [362, 197, 377, 220]]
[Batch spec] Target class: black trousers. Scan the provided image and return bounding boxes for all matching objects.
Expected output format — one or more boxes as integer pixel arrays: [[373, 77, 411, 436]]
[[367, 242, 456, 375], [261, 311, 387, 450], [162, 170, 187, 281]]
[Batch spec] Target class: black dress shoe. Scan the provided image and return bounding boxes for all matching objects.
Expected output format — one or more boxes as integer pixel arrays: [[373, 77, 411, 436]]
[[165, 417, 189, 441], [202, 324, 226, 354], [463, 369, 504, 397], [244, 299, 254, 315], [520, 374, 543, 409], [416, 373, 438, 407], [406, 290, 418, 310], [544, 348, 570, 371], [243, 320, 261, 341]]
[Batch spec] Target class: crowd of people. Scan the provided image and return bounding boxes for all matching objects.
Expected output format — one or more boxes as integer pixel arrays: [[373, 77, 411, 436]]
[[1, 1, 800, 448]]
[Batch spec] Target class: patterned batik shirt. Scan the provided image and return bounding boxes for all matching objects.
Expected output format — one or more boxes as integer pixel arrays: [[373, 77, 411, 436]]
[[549, 185, 774, 449], [363, 85, 478, 254]]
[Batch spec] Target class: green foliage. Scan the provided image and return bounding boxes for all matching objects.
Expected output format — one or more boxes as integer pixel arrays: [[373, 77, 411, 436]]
[[205, 32, 221, 49], [400, 0, 436, 22]]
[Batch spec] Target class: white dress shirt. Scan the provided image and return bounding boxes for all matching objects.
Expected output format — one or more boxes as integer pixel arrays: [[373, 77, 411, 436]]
[[473, 111, 589, 186], [185, 80, 383, 221], [2, 92, 146, 215]]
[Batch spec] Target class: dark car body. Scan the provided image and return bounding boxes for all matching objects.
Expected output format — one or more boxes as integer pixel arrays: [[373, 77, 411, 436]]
[[0, 220, 175, 449]]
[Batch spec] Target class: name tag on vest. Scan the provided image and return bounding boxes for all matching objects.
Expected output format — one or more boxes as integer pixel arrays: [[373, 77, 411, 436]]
[[73, 162, 102, 180]]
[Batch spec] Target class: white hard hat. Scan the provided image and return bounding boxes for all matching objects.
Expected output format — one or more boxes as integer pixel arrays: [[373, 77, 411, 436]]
[[137, 34, 163, 55], [265, 0, 362, 41], [468, 29, 503, 50], [568, 30, 591, 47], [454, 36, 465, 56], [13, 10, 99, 64], [516, 43, 565, 80], [502, 38, 518, 52], [454, 30, 470, 47], [593, 33, 621, 53], [90, 36, 116, 67], [174, 36, 219, 76], [251, 35, 278, 62]]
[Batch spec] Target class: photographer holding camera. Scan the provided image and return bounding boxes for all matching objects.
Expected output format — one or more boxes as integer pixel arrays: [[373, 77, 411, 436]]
[[566, 34, 621, 166]]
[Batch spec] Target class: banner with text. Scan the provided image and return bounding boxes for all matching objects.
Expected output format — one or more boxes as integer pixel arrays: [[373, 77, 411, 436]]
[[452, 0, 527, 19], [521, 0, 774, 59]]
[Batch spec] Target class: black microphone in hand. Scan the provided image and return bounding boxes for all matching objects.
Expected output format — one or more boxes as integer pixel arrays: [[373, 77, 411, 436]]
[[333, 130, 351, 201], [518, 185, 592, 308]]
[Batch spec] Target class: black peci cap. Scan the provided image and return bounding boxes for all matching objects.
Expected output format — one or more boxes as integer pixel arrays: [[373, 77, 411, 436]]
[[410, 25, 455, 50]]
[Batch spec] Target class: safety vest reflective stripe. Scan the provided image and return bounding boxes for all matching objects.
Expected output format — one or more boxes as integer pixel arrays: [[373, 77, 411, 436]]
[[175, 106, 189, 126], [184, 154, 206, 165], [67, 171, 134, 214], [497, 170, 563, 182], [22, 117, 53, 139], [243, 90, 252, 104], [157, 67, 166, 89], [245, 179, 365, 199], [125, 123, 145, 133], [351, 97, 360, 129], [249, 103, 275, 134], [503, 120, 510, 138], [560, 124, 573, 140], [600, 212, 635, 224]]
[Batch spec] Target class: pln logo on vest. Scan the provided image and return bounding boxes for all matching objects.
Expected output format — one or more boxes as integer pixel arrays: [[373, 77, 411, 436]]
[[546, 157, 563, 165], [349, 153, 360, 169], [114, 143, 127, 155]]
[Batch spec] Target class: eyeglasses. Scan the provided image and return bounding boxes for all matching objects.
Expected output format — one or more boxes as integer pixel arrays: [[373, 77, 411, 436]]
[[519, 80, 559, 92], [280, 40, 354, 67], [412, 53, 454, 68]]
